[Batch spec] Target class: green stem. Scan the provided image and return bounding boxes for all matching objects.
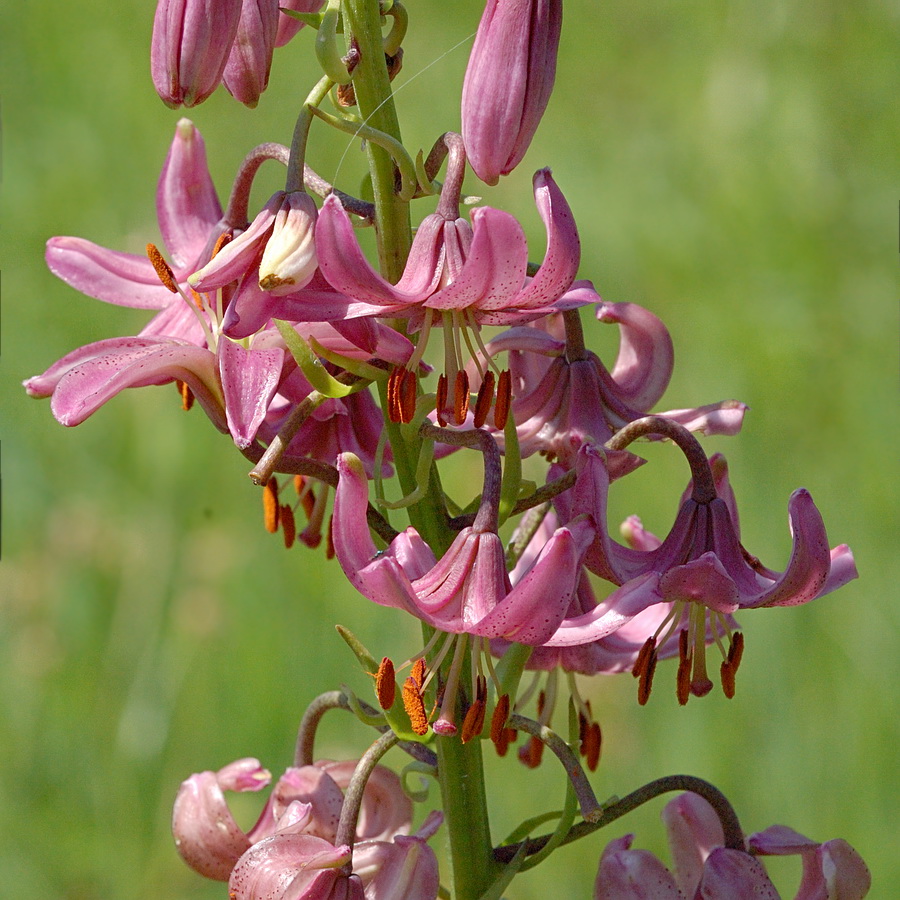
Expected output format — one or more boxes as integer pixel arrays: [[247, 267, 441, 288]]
[[341, 0, 411, 279]]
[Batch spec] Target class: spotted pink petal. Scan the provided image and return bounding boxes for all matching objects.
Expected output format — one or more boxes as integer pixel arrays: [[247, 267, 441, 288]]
[[217, 338, 284, 448]]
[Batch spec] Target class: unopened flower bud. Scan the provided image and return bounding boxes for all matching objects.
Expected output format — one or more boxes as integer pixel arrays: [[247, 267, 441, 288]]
[[461, 0, 563, 184], [275, 0, 326, 48], [151, 0, 243, 108], [259, 192, 319, 295], [222, 0, 280, 108]]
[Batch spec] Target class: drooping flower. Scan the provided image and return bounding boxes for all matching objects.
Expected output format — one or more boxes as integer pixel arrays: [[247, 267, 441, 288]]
[[172, 757, 413, 882], [151, 0, 244, 108], [275, 0, 326, 48], [545, 444, 857, 702], [474, 303, 747, 468], [332, 451, 593, 645], [462, 0, 563, 184], [594, 793, 870, 899]]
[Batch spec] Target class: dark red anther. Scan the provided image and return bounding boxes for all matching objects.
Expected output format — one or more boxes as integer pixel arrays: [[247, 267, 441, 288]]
[[280, 504, 296, 549], [435, 373, 448, 427], [494, 369, 512, 429], [453, 369, 470, 425], [472, 370, 495, 429]]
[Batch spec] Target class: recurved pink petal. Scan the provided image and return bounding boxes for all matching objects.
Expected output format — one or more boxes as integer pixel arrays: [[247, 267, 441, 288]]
[[596, 301, 673, 411], [509, 169, 580, 310], [46, 237, 174, 309], [316, 196, 440, 307], [657, 401, 748, 438], [659, 553, 741, 614], [48, 339, 226, 432], [747, 489, 833, 608], [157, 118, 224, 269], [172, 758, 270, 881]]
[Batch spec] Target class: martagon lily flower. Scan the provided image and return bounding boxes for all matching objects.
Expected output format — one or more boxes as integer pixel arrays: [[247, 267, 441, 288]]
[[544, 439, 857, 703], [595, 792, 871, 899]]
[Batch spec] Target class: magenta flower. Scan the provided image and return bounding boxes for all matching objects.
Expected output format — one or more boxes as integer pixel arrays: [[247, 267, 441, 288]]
[[595, 793, 870, 899], [151, 0, 243, 108], [461, 0, 563, 184], [545, 445, 857, 701], [476, 301, 747, 468], [173, 757, 413, 882], [222, 0, 279, 107], [316, 168, 590, 327], [332, 452, 593, 645]]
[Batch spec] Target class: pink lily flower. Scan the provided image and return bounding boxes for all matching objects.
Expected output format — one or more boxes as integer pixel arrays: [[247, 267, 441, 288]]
[[595, 793, 870, 899], [544, 445, 857, 701], [43, 119, 225, 347], [332, 452, 593, 644], [173, 757, 413, 882], [316, 168, 591, 328], [222, 0, 280, 107], [461, 0, 563, 184], [476, 302, 747, 468], [151, 0, 243, 108]]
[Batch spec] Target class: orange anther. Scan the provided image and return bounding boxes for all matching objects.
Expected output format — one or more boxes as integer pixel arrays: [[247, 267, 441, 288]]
[[472, 370, 495, 429], [461, 699, 486, 743], [494, 369, 512, 430], [453, 369, 470, 425], [281, 504, 296, 549], [402, 676, 429, 736], [490, 694, 511, 744], [211, 232, 232, 258], [263, 478, 279, 533], [176, 379, 194, 411], [146, 243, 178, 293], [375, 657, 396, 710], [410, 657, 426, 689]]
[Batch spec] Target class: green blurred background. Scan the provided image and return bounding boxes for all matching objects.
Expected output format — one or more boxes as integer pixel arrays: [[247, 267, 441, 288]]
[[2, 0, 897, 896]]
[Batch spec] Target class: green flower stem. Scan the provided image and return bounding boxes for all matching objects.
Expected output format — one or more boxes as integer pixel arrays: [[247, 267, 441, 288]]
[[341, 0, 411, 280], [286, 75, 334, 192]]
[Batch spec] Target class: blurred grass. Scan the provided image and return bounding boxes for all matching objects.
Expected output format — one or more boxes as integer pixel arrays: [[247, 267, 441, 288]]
[[1, 0, 897, 897]]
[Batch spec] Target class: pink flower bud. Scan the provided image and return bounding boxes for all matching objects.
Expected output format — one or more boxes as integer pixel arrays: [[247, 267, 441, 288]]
[[275, 0, 326, 48], [151, 0, 243, 108], [222, 0, 280, 107], [258, 192, 319, 295], [461, 0, 563, 184]]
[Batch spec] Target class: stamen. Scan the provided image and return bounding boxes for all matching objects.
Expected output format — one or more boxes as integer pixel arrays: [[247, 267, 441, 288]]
[[399, 368, 417, 424], [387, 367, 403, 423], [325, 515, 335, 560], [375, 657, 396, 710], [491, 694, 511, 744], [493, 725, 515, 757], [410, 657, 426, 689], [472, 371, 495, 429], [146, 243, 178, 293], [728, 631, 745, 673], [401, 676, 429, 736], [494, 369, 512, 429], [676, 629, 692, 706], [435, 373, 448, 427], [453, 369, 469, 425], [461, 678, 487, 743], [720, 632, 744, 699], [294, 475, 316, 519], [211, 232, 232, 258], [632, 637, 655, 679], [518, 735, 544, 768], [582, 722, 602, 772], [175, 380, 194, 411], [281, 504, 296, 549], [263, 478, 280, 533], [633, 638, 658, 706]]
